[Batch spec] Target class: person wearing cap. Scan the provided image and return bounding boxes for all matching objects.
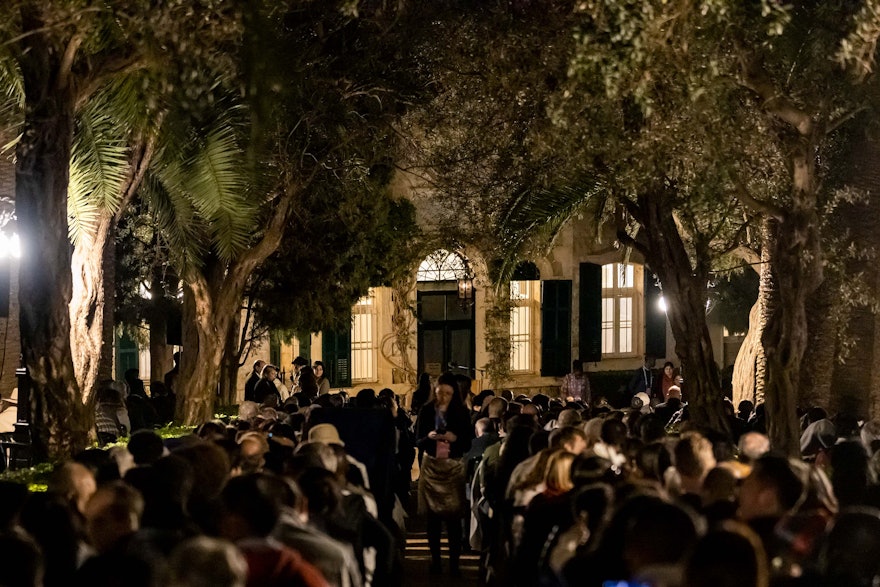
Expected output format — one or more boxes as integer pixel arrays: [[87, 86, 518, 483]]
[[307, 423, 371, 492]]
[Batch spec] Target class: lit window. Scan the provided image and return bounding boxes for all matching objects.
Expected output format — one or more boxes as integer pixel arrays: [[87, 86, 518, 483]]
[[417, 249, 469, 282], [510, 281, 538, 372], [352, 290, 377, 382], [601, 263, 640, 356]]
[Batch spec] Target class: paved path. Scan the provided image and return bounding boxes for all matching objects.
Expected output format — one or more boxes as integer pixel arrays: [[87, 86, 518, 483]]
[[402, 519, 481, 586], [401, 468, 481, 586]]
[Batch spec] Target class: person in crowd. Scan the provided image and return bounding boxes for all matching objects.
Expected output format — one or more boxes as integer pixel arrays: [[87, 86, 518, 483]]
[[561, 359, 591, 404], [627, 355, 656, 399], [411, 373, 432, 415], [673, 431, 717, 508], [253, 364, 282, 406], [168, 536, 249, 587], [685, 522, 769, 587], [659, 361, 683, 401], [291, 356, 309, 394], [415, 371, 473, 576], [313, 361, 331, 395], [298, 366, 320, 402], [245, 360, 266, 403], [219, 473, 329, 587], [150, 380, 176, 424], [95, 381, 130, 445], [164, 351, 181, 395]]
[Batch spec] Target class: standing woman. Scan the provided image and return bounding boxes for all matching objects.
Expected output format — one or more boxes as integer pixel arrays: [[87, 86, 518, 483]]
[[416, 371, 473, 576], [313, 361, 331, 395]]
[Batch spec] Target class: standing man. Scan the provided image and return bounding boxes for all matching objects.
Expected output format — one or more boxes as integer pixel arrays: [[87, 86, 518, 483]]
[[561, 359, 591, 404], [291, 356, 309, 394], [244, 359, 265, 403], [627, 355, 656, 399]]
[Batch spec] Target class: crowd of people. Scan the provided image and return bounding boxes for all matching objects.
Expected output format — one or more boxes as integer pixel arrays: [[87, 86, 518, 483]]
[[5, 358, 880, 587]]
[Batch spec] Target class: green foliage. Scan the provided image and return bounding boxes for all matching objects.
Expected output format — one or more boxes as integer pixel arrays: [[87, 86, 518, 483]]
[[0, 461, 53, 492], [712, 269, 760, 336], [251, 194, 421, 333]]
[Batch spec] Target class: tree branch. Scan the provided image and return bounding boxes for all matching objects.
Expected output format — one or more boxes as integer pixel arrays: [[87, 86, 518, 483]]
[[75, 53, 146, 111], [827, 106, 868, 135], [735, 42, 814, 135], [57, 34, 82, 91], [735, 181, 785, 220]]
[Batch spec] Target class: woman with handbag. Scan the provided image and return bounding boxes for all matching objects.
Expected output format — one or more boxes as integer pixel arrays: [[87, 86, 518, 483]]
[[415, 371, 473, 576]]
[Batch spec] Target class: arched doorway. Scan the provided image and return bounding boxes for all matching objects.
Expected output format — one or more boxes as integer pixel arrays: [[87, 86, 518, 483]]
[[416, 250, 476, 378]]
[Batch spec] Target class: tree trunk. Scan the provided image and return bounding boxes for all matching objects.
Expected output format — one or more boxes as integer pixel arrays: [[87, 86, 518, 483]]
[[799, 280, 835, 411], [15, 11, 89, 457], [147, 256, 173, 386], [176, 260, 243, 424], [732, 301, 762, 408], [870, 266, 880, 419], [761, 172, 823, 457], [623, 185, 728, 433], [219, 310, 242, 406], [70, 214, 114, 404]]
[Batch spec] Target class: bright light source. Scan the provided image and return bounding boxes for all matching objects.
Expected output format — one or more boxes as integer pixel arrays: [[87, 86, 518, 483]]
[[658, 296, 667, 313], [0, 232, 21, 259]]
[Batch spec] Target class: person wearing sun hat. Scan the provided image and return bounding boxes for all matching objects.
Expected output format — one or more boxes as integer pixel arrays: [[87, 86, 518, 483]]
[[308, 423, 345, 447]]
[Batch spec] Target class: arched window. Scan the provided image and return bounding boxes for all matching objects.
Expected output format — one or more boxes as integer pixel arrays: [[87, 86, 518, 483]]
[[417, 249, 469, 282]]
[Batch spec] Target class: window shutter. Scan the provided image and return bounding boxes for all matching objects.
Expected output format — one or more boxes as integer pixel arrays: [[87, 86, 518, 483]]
[[541, 280, 572, 377], [644, 270, 667, 358], [578, 263, 602, 363], [322, 327, 352, 388]]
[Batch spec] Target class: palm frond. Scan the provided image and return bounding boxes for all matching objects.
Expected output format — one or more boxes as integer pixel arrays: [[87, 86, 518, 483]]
[[180, 121, 255, 262], [70, 106, 131, 211], [143, 171, 208, 272], [494, 174, 609, 284], [0, 49, 24, 150]]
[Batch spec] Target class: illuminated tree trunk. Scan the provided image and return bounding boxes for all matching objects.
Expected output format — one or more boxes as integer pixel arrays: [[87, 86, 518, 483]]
[[175, 190, 296, 424], [760, 151, 823, 457], [732, 301, 763, 407], [15, 8, 88, 457], [70, 139, 153, 402], [620, 184, 728, 433]]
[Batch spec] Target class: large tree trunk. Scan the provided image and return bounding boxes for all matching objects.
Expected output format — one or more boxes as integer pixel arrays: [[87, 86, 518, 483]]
[[173, 187, 298, 424], [16, 11, 89, 457], [70, 136, 153, 401], [218, 310, 242, 406], [732, 301, 763, 407], [70, 214, 114, 404], [799, 280, 836, 411], [761, 154, 823, 456], [870, 265, 880, 419], [623, 185, 728, 433]]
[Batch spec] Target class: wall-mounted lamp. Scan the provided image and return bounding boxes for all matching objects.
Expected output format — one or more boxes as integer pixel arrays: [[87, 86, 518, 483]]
[[457, 277, 474, 300]]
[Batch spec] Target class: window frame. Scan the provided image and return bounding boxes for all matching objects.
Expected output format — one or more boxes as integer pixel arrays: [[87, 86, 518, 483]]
[[600, 263, 643, 358], [351, 289, 379, 383]]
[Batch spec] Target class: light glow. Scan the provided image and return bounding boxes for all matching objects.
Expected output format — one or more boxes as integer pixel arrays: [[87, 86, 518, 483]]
[[658, 296, 667, 313], [0, 232, 21, 259]]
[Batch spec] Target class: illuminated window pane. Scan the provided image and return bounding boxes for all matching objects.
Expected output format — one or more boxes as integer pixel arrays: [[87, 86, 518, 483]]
[[509, 281, 535, 372], [351, 289, 377, 382], [601, 264, 640, 356]]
